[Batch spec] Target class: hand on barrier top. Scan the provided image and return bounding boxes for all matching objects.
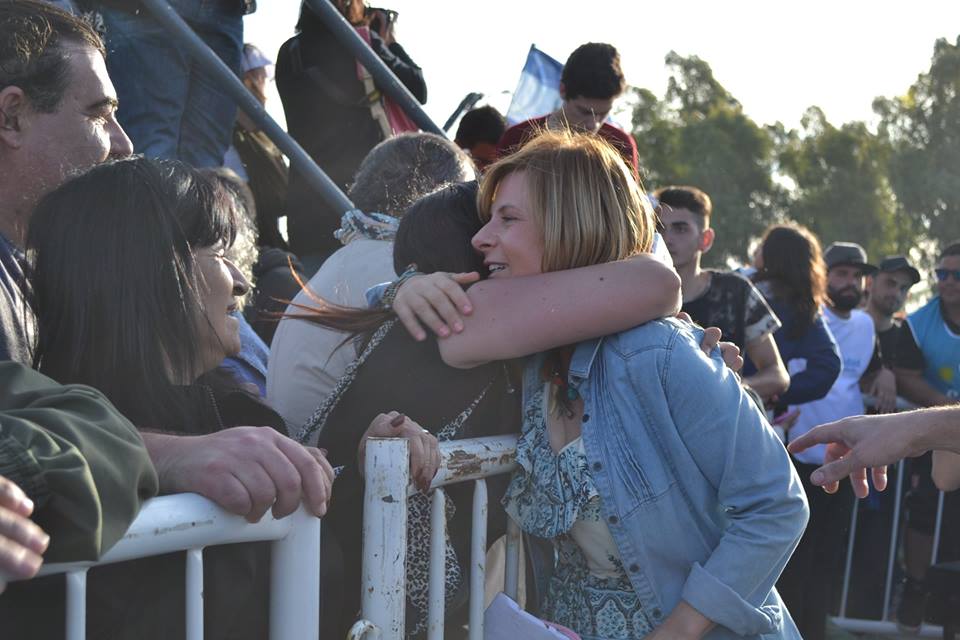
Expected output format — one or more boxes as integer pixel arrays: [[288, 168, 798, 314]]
[[393, 272, 479, 342], [148, 427, 335, 522], [358, 412, 440, 492], [0, 475, 48, 591]]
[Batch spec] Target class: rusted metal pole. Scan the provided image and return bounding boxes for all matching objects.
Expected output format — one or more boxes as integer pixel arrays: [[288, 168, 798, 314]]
[[362, 438, 410, 638]]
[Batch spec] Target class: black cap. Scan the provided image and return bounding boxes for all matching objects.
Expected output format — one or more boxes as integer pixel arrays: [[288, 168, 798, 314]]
[[824, 242, 878, 274], [877, 255, 921, 284]]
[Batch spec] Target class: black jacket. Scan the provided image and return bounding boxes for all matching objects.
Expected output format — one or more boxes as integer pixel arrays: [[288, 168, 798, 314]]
[[276, 12, 426, 258]]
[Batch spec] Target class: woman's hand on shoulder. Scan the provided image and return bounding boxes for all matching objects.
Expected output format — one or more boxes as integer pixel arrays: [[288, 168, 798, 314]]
[[676, 313, 743, 374], [392, 272, 480, 342], [358, 412, 440, 492]]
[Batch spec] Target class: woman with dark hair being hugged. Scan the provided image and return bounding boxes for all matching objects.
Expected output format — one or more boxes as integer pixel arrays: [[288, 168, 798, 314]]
[[746, 224, 841, 423], [24, 157, 334, 640]]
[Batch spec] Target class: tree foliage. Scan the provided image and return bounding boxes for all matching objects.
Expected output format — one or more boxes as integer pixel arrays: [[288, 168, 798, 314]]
[[874, 36, 960, 250], [631, 52, 779, 267], [776, 107, 903, 261], [629, 39, 958, 269]]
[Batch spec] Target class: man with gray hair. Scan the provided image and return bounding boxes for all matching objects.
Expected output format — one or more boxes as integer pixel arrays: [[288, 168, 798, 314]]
[[267, 132, 475, 432]]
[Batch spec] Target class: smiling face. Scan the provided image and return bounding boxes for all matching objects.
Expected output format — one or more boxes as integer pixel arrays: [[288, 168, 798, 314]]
[[193, 244, 250, 372], [938, 255, 960, 306], [471, 171, 544, 279]]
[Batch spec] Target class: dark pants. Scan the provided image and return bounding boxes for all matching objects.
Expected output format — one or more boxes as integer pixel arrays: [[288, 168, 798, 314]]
[[102, 0, 244, 168], [777, 460, 854, 640]]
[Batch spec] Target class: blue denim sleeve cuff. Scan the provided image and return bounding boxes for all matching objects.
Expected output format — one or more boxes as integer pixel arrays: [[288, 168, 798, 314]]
[[680, 562, 783, 636], [365, 282, 391, 309]]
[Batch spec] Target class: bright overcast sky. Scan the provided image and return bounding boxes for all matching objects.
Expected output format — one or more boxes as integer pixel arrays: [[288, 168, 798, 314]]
[[246, 1, 960, 134]]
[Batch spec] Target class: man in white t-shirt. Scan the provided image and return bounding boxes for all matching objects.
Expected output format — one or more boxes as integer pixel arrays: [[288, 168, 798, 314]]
[[267, 133, 474, 435], [777, 241, 883, 640]]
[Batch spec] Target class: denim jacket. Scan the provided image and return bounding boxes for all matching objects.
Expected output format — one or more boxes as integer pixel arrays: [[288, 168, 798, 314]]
[[530, 317, 808, 639]]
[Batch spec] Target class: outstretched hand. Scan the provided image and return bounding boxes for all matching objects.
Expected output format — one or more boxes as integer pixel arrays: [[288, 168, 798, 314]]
[[392, 272, 480, 341], [786, 413, 923, 498]]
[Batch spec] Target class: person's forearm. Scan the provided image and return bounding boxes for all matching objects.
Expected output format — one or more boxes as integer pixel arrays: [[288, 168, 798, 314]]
[[912, 406, 960, 454], [932, 451, 960, 491], [440, 256, 681, 368], [896, 370, 953, 407], [742, 363, 789, 401], [140, 431, 189, 494]]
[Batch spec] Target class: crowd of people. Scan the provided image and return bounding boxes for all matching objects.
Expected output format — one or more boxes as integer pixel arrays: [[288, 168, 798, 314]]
[[2, 1, 960, 639]]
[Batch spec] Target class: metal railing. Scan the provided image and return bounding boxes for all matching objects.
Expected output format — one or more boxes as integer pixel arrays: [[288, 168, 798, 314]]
[[830, 395, 945, 637], [36, 493, 321, 640], [302, 0, 444, 137], [353, 435, 519, 640], [139, 0, 446, 220], [139, 0, 355, 217]]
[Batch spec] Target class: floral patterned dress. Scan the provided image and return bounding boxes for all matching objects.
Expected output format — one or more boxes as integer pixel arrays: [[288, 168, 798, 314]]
[[503, 383, 655, 640]]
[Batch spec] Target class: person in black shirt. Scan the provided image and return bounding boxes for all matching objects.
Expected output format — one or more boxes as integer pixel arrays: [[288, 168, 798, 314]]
[[655, 185, 788, 403], [865, 256, 920, 398]]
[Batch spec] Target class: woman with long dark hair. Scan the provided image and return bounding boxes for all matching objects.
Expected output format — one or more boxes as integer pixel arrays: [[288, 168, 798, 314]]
[[25, 157, 334, 639], [746, 224, 841, 412]]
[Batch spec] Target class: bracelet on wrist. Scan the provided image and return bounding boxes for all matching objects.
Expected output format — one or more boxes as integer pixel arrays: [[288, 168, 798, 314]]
[[381, 264, 422, 310]]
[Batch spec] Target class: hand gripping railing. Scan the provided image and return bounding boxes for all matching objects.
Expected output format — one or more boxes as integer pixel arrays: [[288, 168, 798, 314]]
[[36, 493, 321, 640], [353, 435, 519, 640]]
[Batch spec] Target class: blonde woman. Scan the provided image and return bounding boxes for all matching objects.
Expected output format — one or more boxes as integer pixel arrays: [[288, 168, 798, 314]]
[[393, 132, 808, 639]]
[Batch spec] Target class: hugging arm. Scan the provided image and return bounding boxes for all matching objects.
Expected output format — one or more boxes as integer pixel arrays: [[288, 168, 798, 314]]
[[661, 329, 808, 635], [415, 256, 681, 368]]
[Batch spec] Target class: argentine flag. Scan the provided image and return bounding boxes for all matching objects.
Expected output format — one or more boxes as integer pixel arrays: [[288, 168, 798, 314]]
[[505, 45, 564, 126]]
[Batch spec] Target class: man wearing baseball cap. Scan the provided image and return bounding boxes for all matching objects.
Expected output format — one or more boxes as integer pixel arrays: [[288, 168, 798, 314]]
[[866, 256, 921, 392], [778, 241, 884, 640]]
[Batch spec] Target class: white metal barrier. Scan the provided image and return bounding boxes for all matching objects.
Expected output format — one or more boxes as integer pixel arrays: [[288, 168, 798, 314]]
[[354, 435, 519, 640], [35, 493, 321, 640], [829, 395, 946, 637], [356, 414, 957, 639]]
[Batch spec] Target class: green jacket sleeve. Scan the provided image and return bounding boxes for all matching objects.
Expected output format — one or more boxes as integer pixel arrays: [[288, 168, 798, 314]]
[[0, 362, 159, 562]]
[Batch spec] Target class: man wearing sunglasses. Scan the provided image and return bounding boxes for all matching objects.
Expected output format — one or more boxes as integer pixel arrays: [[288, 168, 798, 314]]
[[896, 242, 960, 407], [891, 242, 960, 632]]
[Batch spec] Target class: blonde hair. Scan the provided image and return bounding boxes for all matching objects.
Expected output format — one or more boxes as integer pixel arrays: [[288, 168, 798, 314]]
[[478, 130, 653, 272]]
